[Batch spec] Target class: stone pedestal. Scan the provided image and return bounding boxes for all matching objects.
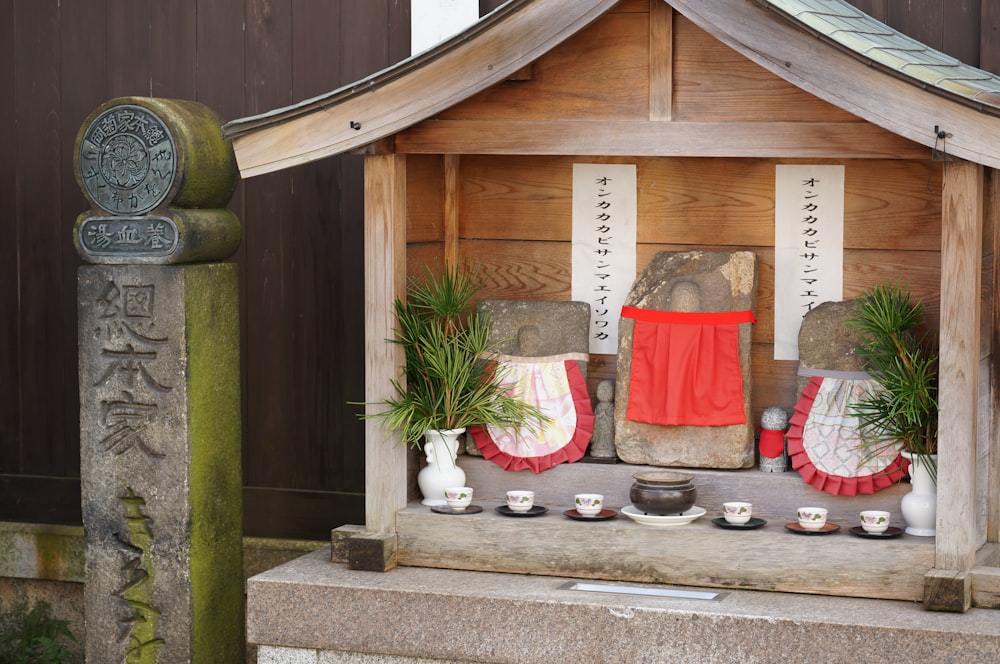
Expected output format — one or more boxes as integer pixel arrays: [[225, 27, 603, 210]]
[[79, 264, 242, 662], [248, 548, 1000, 663]]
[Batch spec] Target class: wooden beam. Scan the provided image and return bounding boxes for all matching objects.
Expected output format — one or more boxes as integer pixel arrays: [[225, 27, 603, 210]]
[[396, 505, 933, 601], [395, 120, 927, 158], [973, 566, 1000, 608], [931, 160, 983, 609], [649, 0, 672, 121], [924, 569, 972, 613], [364, 153, 409, 535], [443, 154, 460, 267]]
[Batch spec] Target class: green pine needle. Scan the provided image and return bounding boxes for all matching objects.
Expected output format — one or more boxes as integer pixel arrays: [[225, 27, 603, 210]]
[[359, 262, 549, 448], [847, 283, 938, 482]]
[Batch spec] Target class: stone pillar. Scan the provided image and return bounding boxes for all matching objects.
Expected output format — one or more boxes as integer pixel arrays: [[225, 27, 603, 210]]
[[75, 97, 243, 662]]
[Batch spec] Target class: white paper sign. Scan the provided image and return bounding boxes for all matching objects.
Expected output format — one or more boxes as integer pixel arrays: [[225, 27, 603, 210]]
[[571, 164, 638, 355], [411, 0, 479, 55], [773, 164, 845, 360]]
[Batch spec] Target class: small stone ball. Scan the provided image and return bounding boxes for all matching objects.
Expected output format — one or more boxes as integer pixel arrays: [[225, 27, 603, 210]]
[[760, 406, 789, 431]]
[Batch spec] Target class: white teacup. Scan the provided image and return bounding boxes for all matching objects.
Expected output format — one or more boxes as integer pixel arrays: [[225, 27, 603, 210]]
[[723, 501, 753, 525], [506, 490, 535, 512], [860, 510, 890, 534], [574, 493, 604, 517], [797, 507, 828, 531], [444, 487, 473, 511]]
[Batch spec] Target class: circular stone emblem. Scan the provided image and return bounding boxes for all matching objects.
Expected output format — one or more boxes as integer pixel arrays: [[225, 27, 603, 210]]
[[78, 104, 176, 215]]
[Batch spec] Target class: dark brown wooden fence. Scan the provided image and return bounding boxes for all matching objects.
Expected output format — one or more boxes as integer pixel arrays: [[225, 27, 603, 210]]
[[0, 0, 415, 539], [0, 0, 995, 540], [850, 0, 997, 71]]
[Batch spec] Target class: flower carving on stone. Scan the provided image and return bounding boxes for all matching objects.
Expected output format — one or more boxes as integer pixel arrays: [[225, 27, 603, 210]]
[[102, 135, 149, 188]]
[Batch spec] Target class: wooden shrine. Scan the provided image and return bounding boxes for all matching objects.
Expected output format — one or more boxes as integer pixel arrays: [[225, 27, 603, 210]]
[[223, 0, 1000, 611]]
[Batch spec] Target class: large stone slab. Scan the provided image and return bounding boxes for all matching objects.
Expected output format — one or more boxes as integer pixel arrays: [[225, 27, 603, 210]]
[[614, 251, 758, 468], [248, 548, 1000, 663]]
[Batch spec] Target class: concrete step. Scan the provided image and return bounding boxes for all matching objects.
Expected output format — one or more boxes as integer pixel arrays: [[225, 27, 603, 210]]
[[249, 548, 1000, 664]]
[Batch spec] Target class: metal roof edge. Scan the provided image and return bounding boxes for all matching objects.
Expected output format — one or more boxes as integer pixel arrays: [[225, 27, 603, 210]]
[[756, 0, 1000, 117]]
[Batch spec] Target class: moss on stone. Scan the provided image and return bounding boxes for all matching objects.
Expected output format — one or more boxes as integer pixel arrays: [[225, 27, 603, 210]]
[[32, 531, 85, 583], [184, 264, 244, 663]]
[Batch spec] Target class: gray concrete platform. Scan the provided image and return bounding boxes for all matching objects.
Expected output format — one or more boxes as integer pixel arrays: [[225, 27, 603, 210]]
[[249, 547, 1000, 663]]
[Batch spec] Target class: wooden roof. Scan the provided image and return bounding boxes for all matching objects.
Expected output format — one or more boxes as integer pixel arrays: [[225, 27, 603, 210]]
[[223, 0, 1000, 175]]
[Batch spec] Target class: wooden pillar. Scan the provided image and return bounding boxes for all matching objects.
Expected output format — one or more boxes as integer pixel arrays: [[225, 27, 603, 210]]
[[363, 153, 408, 540], [989, 168, 1000, 546], [444, 154, 461, 266], [927, 160, 983, 611], [649, 0, 673, 121]]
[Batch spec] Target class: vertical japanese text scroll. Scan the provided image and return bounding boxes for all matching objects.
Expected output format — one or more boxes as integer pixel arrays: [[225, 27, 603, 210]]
[[571, 163, 638, 355], [774, 165, 845, 360]]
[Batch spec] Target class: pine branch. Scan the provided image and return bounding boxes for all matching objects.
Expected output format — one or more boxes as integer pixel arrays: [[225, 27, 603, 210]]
[[359, 262, 549, 448], [847, 284, 938, 481]]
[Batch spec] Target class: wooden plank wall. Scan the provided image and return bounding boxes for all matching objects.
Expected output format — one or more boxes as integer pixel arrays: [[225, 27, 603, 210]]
[[0, 0, 409, 539], [0, 0, 997, 539], [403, 10, 946, 422], [407, 154, 943, 420]]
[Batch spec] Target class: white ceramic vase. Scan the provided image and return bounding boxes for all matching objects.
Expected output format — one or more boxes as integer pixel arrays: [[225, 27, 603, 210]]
[[900, 451, 937, 536], [417, 428, 466, 506]]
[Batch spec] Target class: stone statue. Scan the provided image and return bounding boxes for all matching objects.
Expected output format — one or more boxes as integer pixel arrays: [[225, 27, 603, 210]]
[[758, 406, 789, 472], [465, 300, 591, 456], [589, 379, 617, 459], [614, 250, 759, 469]]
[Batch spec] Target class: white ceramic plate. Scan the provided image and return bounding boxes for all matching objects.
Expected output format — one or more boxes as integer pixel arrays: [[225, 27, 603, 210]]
[[621, 505, 706, 527]]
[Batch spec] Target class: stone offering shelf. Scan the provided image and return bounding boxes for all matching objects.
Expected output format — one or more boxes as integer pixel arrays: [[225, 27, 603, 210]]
[[383, 457, 935, 602]]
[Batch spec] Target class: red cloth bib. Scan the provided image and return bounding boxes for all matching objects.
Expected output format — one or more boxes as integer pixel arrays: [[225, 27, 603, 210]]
[[787, 375, 907, 496], [469, 356, 593, 474], [622, 306, 756, 427], [758, 429, 786, 458]]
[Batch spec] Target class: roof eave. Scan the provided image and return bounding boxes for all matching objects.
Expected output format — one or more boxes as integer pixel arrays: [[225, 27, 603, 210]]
[[223, 0, 620, 178], [671, 0, 1000, 169], [225, 0, 1000, 177]]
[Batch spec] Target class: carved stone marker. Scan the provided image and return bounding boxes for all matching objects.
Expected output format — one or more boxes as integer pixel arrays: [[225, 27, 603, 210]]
[[76, 97, 243, 663], [589, 379, 618, 459], [614, 251, 758, 468]]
